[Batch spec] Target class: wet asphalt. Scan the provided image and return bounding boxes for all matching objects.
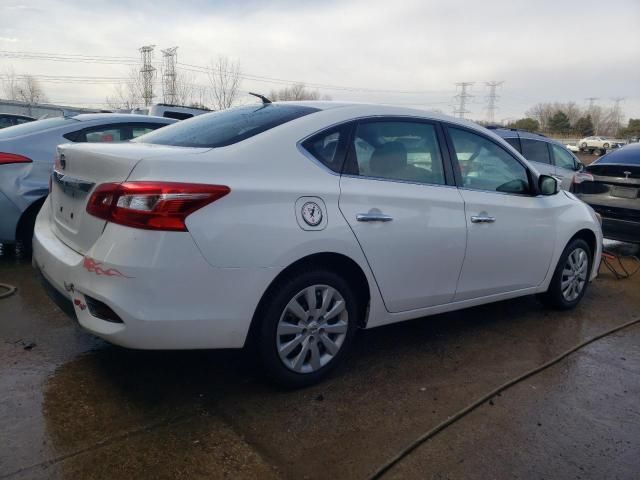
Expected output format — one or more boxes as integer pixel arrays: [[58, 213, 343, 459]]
[[0, 241, 639, 480]]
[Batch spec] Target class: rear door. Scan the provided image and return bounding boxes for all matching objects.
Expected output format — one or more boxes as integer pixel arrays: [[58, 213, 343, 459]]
[[445, 125, 556, 300], [338, 118, 467, 312]]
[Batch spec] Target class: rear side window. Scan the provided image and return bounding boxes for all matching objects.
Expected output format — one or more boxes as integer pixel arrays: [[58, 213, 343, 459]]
[[164, 111, 193, 120], [521, 139, 551, 164], [135, 104, 319, 148], [347, 120, 446, 185], [301, 125, 351, 173], [503, 137, 521, 152]]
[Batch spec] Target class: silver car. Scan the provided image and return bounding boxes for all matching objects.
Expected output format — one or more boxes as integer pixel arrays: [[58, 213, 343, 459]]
[[0, 114, 176, 246], [489, 127, 584, 190]]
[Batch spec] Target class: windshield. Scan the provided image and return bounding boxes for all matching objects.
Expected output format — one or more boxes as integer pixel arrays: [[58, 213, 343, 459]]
[[0, 117, 78, 139], [133, 104, 319, 148]]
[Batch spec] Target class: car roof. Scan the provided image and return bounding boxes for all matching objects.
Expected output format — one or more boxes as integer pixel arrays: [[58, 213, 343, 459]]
[[593, 143, 640, 165], [72, 113, 177, 123]]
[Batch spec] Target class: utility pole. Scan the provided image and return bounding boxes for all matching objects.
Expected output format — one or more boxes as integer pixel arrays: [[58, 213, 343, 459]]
[[611, 97, 624, 136], [453, 82, 474, 119], [485, 81, 504, 124], [139, 45, 156, 107], [161, 47, 178, 105]]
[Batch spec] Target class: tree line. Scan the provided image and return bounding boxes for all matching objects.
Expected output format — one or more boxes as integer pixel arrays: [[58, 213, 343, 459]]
[[507, 101, 636, 138]]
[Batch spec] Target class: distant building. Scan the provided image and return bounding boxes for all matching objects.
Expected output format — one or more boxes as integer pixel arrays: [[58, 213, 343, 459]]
[[0, 99, 105, 118]]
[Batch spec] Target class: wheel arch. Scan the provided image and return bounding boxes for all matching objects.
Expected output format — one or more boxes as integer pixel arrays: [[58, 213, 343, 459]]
[[569, 228, 597, 259], [16, 195, 47, 245], [246, 252, 371, 348]]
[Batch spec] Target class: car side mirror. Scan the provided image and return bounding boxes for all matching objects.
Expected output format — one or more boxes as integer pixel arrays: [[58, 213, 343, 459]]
[[539, 175, 558, 195]]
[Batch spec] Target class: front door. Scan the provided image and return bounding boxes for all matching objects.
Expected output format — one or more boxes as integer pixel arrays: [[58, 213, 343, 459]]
[[446, 126, 557, 301], [338, 119, 467, 313]]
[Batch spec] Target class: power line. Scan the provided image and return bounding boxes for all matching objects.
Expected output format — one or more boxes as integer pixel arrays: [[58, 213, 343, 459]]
[[485, 81, 504, 123], [453, 82, 474, 119]]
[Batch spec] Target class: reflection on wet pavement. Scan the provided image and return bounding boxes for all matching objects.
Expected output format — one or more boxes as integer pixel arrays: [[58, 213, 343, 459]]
[[1, 242, 639, 479]]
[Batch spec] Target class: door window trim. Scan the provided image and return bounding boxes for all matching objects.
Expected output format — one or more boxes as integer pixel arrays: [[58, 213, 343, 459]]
[[297, 115, 458, 187], [442, 122, 538, 196]]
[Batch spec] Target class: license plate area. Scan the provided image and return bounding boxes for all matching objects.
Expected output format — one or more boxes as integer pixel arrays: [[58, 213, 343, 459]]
[[611, 186, 638, 199], [51, 172, 94, 232]]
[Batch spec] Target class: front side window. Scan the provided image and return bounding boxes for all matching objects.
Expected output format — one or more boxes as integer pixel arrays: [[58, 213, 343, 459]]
[[551, 144, 578, 170], [450, 127, 530, 194], [347, 121, 446, 185], [521, 139, 551, 164], [135, 104, 319, 148]]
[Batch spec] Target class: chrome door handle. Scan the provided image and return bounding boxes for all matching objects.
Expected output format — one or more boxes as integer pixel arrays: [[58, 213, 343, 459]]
[[356, 213, 393, 222], [470, 215, 496, 223]]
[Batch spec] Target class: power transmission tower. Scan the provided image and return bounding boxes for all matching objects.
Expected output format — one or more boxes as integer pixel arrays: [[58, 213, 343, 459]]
[[611, 97, 625, 136], [162, 47, 178, 105], [139, 45, 156, 107], [485, 81, 504, 124], [453, 82, 474, 119], [586, 97, 598, 109]]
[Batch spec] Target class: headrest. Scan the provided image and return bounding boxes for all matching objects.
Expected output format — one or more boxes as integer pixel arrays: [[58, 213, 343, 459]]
[[369, 142, 407, 175]]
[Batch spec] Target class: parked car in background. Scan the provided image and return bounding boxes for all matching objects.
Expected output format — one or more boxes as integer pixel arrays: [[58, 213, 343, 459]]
[[578, 136, 624, 153], [0, 114, 176, 246], [573, 143, 640, 243], [488, 127, 583, 190], [33, 102, 602, 387], [0, 113, 36, 129], [127, 103, 211, 120]]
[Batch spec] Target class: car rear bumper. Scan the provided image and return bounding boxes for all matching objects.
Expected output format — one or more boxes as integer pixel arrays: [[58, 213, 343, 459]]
[[32, 198, 279, 349], [601, 217, 640, 244]]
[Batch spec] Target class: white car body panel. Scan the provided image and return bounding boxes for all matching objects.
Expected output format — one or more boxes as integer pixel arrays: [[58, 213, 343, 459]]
[[33, 102, 603, 349]]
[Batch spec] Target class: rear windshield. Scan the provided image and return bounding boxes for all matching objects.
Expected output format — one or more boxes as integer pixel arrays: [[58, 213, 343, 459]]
[[0, 117, 78, 139], [592, 145, 640, 166], [133, 104, 319, 148]]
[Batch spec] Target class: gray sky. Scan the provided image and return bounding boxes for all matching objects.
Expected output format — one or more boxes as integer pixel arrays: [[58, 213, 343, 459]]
[[1, 0, 639, 121]]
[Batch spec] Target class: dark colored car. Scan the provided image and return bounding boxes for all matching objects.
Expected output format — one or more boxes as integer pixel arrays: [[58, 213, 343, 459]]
[[573, 143, 640, 243], [487, 127, 584, 190], [0, 113, 36, 129]]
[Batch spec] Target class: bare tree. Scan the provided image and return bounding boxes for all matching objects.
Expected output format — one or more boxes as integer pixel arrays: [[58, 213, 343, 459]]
[[207, 56, 241, 110], [172, 71, 197, 106], [105, 67, 144, 110], [1, 67, 20, 100], [1, 69, 47, 104], [269, 82, 330, 101], [16, 75, 47, 104]]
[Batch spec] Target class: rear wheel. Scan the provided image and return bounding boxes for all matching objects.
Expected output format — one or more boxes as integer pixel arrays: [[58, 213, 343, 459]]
[[539, 238, 592, 310], [603, 142, 610, 149], [580, 142, 587, 150], [257, 269, 359, 388]]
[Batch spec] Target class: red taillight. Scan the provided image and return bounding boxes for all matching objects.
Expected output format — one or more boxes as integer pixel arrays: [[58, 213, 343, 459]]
[[0, 152, 32, 165], [86, 182, 230, 231]]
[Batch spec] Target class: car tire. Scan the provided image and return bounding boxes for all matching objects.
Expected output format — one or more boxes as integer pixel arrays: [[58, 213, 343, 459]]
[[603, 143, 610, 149], [257, 269, 359, 388], [580, 142, 587, 150], [538, 238, 592, 310]]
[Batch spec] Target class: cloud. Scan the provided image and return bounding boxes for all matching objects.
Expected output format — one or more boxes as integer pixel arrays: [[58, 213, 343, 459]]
[[1, 0, 638, 119]]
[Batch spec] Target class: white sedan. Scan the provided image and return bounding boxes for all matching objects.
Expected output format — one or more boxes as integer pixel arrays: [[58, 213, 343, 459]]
[[33, 102, 602, 387]]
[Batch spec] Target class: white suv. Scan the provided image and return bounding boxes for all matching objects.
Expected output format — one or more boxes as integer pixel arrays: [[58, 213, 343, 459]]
[[33, 102, 602, 386]]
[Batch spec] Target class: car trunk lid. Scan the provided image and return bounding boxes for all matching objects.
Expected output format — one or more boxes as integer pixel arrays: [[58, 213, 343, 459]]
[[50, 143, 208, 254]]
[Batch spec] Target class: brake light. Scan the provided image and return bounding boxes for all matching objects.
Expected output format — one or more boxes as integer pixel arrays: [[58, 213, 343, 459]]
[[572, 172, 594, 184], [0, 152, 32, 165], [86, 182, 230, 231]]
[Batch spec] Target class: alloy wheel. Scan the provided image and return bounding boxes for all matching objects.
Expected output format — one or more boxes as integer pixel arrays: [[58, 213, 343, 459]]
[[276, 284, 349, 374], [561, 247, 588, 302]]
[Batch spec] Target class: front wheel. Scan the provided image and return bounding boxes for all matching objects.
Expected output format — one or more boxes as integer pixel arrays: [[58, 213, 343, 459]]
[[603, 142, 610, 149], [538, 238, 592, 310], [257, 269, 359, 387]]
